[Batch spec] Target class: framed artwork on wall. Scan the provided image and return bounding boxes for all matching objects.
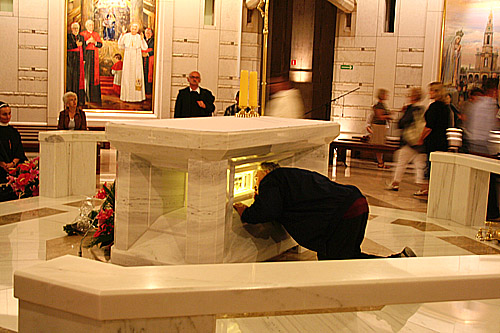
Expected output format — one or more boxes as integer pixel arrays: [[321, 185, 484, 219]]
[[65, 0, 156, 113], [440, 0, 500, 95]]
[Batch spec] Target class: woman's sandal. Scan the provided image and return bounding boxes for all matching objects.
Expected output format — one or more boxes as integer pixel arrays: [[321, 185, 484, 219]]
[[413, 189, 428, 196]]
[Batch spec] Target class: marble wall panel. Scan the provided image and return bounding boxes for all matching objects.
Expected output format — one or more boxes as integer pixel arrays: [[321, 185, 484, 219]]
[[219, 59, 239, 77], [18, 0, 47, 19], [241, 32, 258, 44], [0, 95, 24, 104], [186, 159, 228, 264], [422, 10, 444, 88], [220, 0, 241, 32], [18, 33, 48, 47], [173, 0, 201, 29], [355, 0, 380, 37], [398, 37, 425, 49], [217, 87, 235, 101], [173, 27, 200, 40], [220, 30, 240, 44], [336, 64, 374, 84], [342, 107, 368, 119], [339, 93, 374, 107], [239, 60, 258, 72], [198, 29, 220, 96], [18, 17, 47, 30], [9, 107, 19, 122], [17, 108, 47, 122], [373, 37, 397, 102], [241, 45, 259, 59], [24, 95, 47, 105], [395, 67, 423, 86], [336, 37, 355, 48], [18, 80, 47, 93], [172, 41, 198, 55], [0, 17, 19, 92], [398, 0, 427, 37], [219, 44, 239, 58], [172, 57, 198, 76], [397, 52, 424, 64], [19, 49, 47, 68], [354, 37, 377, 48], [335, 50, 376, 63]]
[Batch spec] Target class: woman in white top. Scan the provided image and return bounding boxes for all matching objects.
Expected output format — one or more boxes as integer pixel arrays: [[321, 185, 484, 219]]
[[57, 92, 87, 130]]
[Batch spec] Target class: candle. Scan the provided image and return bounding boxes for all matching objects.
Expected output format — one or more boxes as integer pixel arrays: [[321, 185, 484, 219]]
[[249, 71, 258, 108], [239, 70, 249, 109]]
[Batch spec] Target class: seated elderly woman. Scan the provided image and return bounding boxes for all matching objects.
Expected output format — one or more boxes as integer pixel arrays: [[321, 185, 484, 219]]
[[0, 102, 27, 201], [57, 92, 87, 130]]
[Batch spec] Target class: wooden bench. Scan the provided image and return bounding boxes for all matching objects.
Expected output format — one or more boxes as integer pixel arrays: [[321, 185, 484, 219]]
[[11, 124, 59, 153], [330, 136, 400, 166]]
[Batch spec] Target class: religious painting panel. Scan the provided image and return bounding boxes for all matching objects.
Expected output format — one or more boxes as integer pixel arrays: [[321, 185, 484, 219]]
[[441, 0, 500, 95], [66, 0, 156, 113]]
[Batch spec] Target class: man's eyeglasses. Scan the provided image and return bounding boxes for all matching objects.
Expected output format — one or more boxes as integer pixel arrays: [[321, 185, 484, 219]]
[[189, 75, 200, 79]]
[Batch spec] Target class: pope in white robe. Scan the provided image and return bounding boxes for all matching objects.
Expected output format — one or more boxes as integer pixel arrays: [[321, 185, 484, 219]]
[[118, 23, 148, 102]]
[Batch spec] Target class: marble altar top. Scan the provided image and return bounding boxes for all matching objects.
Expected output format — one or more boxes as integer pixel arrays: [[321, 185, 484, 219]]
[[14, 254, 500, 321], [39, 130, 107, 142], [105, 117, 340, 151], [430, 152, 500, 174]]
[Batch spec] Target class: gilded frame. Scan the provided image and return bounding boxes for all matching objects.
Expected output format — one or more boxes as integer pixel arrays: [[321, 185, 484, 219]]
[[65, 0, 157, 114], [440, 0, 500, 91]]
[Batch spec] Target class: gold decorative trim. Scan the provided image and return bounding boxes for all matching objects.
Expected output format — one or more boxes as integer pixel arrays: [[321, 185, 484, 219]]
[[395, 64, 423, 68], [9, 104, 47, 109], [172, 53, 198, 58], [19, 45, 48, 50], [335, 47, 376, 52], [397, 48, 424, 52], [18, 29, 48, 35], [173, 38, 199, 43], [220, 41, 238, 46], [19, 67, 48, 72], [19, 76, 48, 81], [0, 91, 47, 96]]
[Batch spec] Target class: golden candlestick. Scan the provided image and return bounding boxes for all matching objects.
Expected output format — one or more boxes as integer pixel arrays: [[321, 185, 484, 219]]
[[257, 0, 269, 116]]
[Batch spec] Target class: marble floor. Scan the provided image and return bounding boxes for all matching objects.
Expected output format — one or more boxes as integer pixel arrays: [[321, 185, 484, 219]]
[[1, 151, 499, 332]]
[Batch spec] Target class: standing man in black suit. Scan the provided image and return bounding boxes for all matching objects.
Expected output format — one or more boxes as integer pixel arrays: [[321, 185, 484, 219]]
[[174, 71, 215, 118]]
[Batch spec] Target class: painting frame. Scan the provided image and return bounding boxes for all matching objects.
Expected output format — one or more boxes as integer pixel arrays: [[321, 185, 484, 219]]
[[65, 0, 158, 114], [440, 0, 500, 96]]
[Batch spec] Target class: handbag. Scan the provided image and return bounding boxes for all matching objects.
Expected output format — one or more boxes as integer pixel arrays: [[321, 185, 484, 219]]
[[402, 107, 425, 146]]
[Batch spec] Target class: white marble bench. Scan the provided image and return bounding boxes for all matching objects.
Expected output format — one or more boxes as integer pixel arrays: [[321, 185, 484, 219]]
[[14, 255, 500, 332], [39, 131, 108, 198], [427, 152, 500, 226]]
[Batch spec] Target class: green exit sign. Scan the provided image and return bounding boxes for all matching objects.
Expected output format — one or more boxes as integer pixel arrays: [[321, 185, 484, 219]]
[[340, 65, 353, 70]]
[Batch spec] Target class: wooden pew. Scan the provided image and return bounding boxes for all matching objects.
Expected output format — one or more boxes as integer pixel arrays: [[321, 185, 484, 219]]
[[330, 136, 400, 166]]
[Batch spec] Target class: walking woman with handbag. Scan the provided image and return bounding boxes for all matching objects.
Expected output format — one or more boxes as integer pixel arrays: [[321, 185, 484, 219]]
[[387, 88, 427, 191]]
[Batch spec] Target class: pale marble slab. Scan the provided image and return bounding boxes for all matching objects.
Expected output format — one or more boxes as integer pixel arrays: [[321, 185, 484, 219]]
[[14, 255, 500, 324], [428, 152, 499, 226], [39, 131, 108, 198], [108, 117, 339, 265]]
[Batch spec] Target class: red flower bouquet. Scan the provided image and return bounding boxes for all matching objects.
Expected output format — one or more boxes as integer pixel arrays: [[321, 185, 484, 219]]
[[87, 182, 115, 248], [7, 157, 39, 199]]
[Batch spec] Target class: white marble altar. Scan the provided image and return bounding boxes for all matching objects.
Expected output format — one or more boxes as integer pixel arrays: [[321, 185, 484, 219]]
[[427, 152, 500, 226], [106, 117, 340, 265], [14, 254, 500, 332], [39, 131, 107, 198]]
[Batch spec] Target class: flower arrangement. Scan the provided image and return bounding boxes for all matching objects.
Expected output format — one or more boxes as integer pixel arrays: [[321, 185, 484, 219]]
[[63, 182, 115, 250], [7, 157, 39, 199], [88, 182, 115, 248]]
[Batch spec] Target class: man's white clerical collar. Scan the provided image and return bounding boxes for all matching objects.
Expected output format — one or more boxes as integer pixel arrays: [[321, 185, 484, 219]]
[[189, 87, 201, 94], [0, 122, 8, 126]]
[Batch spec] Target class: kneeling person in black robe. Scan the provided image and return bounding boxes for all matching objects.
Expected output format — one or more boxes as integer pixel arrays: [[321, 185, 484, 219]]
[[234, 162, 415, 260]]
